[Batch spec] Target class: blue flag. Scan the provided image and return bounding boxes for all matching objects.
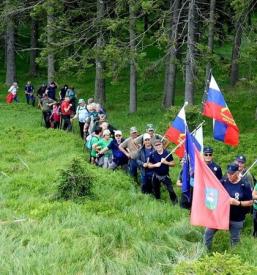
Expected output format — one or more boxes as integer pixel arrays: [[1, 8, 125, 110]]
[[182, 129, 200, 201]]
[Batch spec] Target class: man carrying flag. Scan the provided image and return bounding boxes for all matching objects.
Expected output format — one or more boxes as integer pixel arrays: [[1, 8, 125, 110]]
[[202, 163, 252, 249], [165, 103, 187, 158], [202, 74, 239, 146]]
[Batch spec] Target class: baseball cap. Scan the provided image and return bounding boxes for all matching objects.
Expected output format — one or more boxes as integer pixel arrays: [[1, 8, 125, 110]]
[[146, 124, 155, 131], [143, 133, 151, 141], [227, 163, 239, 174], [114, 130, 122, 136], [103, 129, 110, 136], [203, 146, 213, 154], [235, 155, 246, 163], [78, 98, 85, 104], [130, 127, 137, 133], [154, 139, 162, 145]]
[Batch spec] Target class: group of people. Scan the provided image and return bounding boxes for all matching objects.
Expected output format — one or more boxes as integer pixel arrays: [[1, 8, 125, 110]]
[[6, 80, 257, 250], [73, 102, 257, 250]]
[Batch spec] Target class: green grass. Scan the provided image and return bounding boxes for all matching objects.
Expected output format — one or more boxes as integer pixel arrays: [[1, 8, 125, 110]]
[[0, 42, 257, 273]]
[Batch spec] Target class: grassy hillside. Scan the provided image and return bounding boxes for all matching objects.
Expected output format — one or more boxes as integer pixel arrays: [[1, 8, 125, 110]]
[[0, 45, 257, 273], [0, 98, 257, 273]]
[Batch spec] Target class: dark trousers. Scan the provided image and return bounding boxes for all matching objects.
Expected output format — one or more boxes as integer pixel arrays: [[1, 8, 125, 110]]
[[128, 159, 138, 180], [141, 174, 152, 194], [62, 115, 72, 131], [43, 111, 51, 128], [152, 174, 178, 203], [26, 94, 35, 106], [79, 121, 85, 139], [204, 220, 244, 249]]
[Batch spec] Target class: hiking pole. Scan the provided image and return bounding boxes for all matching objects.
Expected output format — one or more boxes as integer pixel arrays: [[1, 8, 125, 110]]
[[241, 159, 257, 178], [164, 121, 205, 160]]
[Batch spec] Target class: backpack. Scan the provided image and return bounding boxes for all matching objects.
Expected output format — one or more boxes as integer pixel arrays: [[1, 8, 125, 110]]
[[85, 135, 99, 151]]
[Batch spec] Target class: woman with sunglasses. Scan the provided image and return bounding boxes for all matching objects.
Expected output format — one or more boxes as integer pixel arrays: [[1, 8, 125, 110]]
[[136, 133, 155, 194], [99, 130, 128, 170], [203, 146, 223, 180]]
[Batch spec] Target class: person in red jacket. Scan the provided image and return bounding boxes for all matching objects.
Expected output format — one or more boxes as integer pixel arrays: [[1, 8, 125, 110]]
[[60, 96, 72, 131]]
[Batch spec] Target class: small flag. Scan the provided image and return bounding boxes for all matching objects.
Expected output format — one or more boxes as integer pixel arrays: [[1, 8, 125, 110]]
[[182, 128, 201, 201], [165, 105, 186, 158], [192, 125, 203, 154], [203, 75, 239, 146], [190, 147, 230, 230]]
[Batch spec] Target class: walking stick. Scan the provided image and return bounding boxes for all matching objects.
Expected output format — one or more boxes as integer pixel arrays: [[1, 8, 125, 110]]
[[241, 159, 257, 178]]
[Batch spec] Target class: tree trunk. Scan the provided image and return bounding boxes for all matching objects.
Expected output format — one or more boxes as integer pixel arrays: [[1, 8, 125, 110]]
[[5, 12, 16, 85], [94, 0, 105, 105], [47, 3, 55, 83], [230, 18, 243, 86], [205, 0, 216, 82], [29, 18, 38, 76], [185, 0, 196, 105], [163, 0, 180, 108], [129, 1, 137, 113]]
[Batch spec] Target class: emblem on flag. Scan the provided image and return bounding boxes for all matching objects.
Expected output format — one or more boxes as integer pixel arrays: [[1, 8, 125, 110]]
[[205, 187, 219, 210]]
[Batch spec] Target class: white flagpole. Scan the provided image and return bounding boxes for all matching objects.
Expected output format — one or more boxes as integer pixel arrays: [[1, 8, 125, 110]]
[[241, 159, 257, 178]]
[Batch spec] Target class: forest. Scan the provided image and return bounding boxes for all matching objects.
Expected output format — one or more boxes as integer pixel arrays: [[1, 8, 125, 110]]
[[1, 0, 257, 112]]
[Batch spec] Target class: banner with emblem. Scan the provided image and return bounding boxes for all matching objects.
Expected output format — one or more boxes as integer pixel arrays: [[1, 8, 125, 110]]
[[202, 75, 239, 146], [190, 146, 230, 230], [165, 105, 186, 158]]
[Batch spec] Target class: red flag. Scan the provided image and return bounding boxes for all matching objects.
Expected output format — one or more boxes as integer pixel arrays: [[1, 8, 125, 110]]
[[190, 147, 230, 230]]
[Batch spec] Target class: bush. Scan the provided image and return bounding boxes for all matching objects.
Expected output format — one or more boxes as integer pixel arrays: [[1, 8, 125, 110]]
[[57, 158, 93, 200], [174, 252, 257, 275]]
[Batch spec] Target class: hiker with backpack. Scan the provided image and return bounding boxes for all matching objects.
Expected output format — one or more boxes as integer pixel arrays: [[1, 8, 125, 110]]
[[50, 102, 61, 129], [39, 93, 56, 128], [119, 126, 140, 182], [71, 99, 90, 139], [60, 96, 73, 131], [88, 127, 102, 165], [204, 163, 253, 249], [93, 129, 113, 168]]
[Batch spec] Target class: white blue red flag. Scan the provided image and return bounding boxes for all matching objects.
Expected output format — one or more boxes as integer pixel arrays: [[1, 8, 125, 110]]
[[165, 105, 186, 158], [202, 75, 239, 146]]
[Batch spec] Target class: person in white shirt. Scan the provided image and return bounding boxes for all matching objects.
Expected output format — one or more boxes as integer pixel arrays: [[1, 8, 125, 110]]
[[8, 82, 19, 102]]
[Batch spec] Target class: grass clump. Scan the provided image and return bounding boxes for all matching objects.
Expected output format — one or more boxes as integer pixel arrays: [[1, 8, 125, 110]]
[[57, 158, 93, 200], [174, 252, 257, 275]]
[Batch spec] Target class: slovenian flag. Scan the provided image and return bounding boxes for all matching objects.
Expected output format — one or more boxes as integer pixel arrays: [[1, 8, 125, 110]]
[[165, 105, 186, 158], [202, 75, 239, 146]]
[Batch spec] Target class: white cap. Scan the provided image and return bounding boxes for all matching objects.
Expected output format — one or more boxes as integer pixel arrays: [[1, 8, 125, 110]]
[[143, 133, 151, 141], [114, 130, 122, 136], [103, 129, 110, 136]]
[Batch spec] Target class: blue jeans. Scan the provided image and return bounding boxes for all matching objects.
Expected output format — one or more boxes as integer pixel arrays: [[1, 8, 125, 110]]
[[128, 159, 138, 179], [204, 220, 244, 249]]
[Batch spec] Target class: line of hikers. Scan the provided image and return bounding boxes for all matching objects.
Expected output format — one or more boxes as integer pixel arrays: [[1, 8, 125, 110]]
[[11, 80, 257, 250]]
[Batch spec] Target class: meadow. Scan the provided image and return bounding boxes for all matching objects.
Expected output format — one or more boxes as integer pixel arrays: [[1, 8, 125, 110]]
[[0, 49, 257, 274]]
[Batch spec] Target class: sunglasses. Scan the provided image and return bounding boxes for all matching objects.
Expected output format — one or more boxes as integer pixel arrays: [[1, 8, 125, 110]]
[[204, 153, 212, 156], [155, 143, 162, 146], [144, 138, 150, 141], [115, 135, 121, 137]]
